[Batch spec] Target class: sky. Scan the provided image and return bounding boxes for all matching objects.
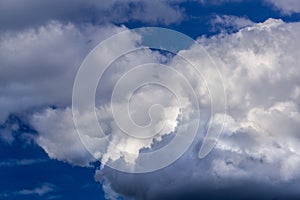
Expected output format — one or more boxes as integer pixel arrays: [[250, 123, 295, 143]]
[[1, 0, 300, 199]]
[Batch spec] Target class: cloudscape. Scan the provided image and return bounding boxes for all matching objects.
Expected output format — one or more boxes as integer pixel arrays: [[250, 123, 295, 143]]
[[1, 1, 300, 200]]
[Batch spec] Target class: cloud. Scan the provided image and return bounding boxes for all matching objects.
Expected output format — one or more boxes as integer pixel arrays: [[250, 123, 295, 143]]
[[0, 115, 34, 144], [265, 0, 300, 14], [210, 15, 254, 33], [0, 0, 184, 30], [91, 19, 300, 199], [27, 18, 300, 199], [0, 128, 14, 144], [200, 0, 300, 15], [199, 0, 242, 5], [1, 3, 300, 198], [0, 183, 56, 198], [16, 183, 56, 196], [0, 21, 127, 123], [29, 35, 187, 168], [31, 108, 96, 167], [0, 159, 47, 167]]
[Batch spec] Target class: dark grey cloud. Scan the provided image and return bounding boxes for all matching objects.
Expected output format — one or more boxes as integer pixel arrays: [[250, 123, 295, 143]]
[[97, 152, 300, 200], [0, 21, 127, 122], [0, 0, 184, 31]]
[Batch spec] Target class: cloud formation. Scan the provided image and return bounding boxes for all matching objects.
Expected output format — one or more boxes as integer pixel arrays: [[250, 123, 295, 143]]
[[12, 17, 300, 199], [1, 1, 300, 199], [92, 19, 300, 199], [0, 0, 184, 30]]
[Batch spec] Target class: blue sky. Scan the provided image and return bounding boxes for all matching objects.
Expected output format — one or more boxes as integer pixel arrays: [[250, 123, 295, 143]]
[[0, 116, 104, 200], [124, 0, 300, 38], [1, 0, 300, 200]]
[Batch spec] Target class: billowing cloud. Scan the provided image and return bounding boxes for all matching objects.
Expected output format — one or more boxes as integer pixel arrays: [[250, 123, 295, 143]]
[[22, 18, 300, 199], [30, 33, 192, 168], [90, 19, 300, 199], [1, 2, 300, 199], [31, 108, 95, 167]]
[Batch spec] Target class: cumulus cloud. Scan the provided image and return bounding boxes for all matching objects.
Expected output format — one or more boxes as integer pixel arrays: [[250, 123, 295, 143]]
[[31, 108, 95, 167], [30, 34, 194, 169], [1, 2, 300, 199], [90, 19, 300, 199], [24, 18, 300, 199]]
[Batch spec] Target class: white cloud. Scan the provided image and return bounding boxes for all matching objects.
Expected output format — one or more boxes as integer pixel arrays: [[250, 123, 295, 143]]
[[210, 15, 254, 33], [30, 36, 188, 168], [0, 159, 46, 167], [0, 183, 57, 198], [266, 0, 300, 14], [16, 183, 56, 196], [94, 19, 300, 199], [22, 19, 300, 199], [31, 108, 95, 167]]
